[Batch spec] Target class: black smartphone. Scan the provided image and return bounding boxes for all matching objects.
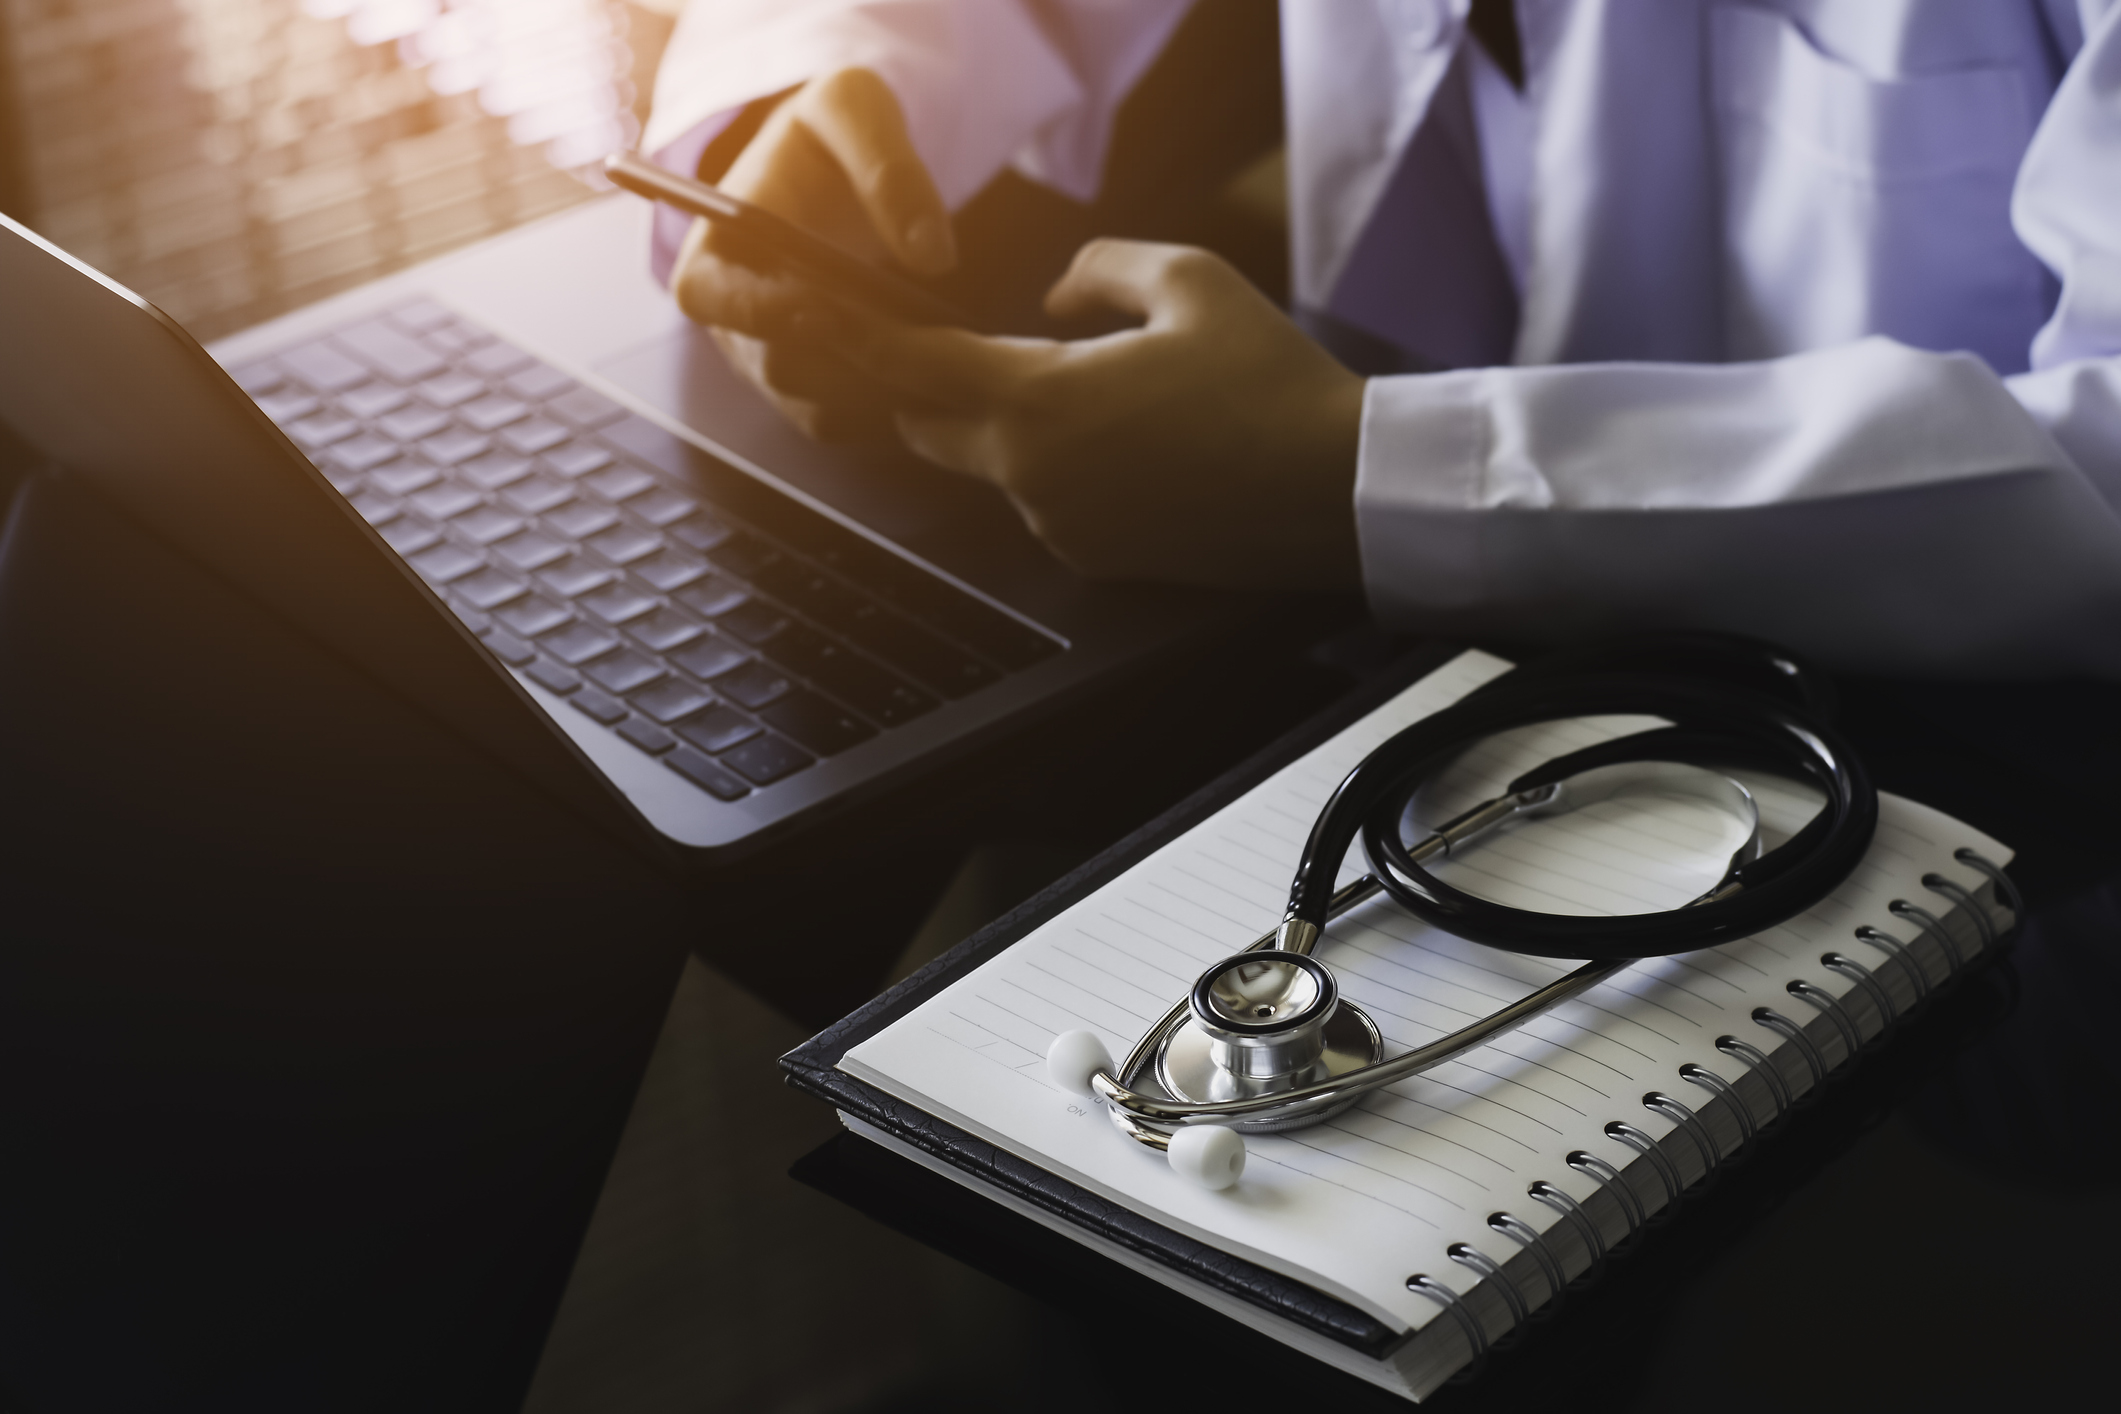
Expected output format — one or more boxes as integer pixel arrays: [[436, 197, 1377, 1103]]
[[604, 150, 979, 332]]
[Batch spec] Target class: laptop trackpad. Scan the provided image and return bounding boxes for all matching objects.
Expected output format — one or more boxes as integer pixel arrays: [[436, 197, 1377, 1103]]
[[593, 324, 1050, 600]]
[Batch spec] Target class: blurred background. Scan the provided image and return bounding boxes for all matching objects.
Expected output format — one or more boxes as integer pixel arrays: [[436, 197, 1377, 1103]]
[[0, 0, 679, 342]]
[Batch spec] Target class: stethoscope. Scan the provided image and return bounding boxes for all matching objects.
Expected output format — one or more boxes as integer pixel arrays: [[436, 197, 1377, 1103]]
[[1046, 636, 1878, 1190]]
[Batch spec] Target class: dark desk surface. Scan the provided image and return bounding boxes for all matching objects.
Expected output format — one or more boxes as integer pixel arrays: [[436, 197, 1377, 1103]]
[[6, 449, 2118, 1411], [0, 464, 1362, 1412]]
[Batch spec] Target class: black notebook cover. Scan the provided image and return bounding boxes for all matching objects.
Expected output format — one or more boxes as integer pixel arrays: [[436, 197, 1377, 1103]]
[[780, 642, 1464, 1359]]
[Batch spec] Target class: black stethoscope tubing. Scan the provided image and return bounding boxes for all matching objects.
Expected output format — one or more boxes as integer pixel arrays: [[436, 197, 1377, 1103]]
[[1280, 647, 1879, 961]]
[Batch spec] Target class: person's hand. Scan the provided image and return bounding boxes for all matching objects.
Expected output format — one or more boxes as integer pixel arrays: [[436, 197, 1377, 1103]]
[[826, 240, 1367, 591], [670, 67, 953, 441]]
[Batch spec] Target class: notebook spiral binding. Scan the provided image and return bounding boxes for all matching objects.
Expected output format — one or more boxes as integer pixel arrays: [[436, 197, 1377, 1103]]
[[1404, 850, 2017, 1379], [1678, 1064, 1754, 1149], [1603, 1123, 1686, 1213]]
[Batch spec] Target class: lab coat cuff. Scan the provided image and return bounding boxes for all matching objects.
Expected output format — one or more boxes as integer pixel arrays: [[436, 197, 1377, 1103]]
[[1353, 370, 1494, 620], [645, 1, 1084, 211]]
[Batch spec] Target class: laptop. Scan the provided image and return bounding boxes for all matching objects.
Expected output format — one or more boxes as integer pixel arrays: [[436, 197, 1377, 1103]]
[[0, 197, 1228, 862]]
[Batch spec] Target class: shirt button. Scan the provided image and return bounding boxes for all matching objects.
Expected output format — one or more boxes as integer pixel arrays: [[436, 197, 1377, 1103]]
[[1397, 0, 1450, 50]]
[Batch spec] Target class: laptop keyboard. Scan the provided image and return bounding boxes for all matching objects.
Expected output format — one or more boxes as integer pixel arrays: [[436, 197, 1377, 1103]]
[[232, 298, 1062, 804]]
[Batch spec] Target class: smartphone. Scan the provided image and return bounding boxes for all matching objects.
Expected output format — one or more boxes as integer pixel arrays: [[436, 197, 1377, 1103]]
[[604, 150, 978, 332]]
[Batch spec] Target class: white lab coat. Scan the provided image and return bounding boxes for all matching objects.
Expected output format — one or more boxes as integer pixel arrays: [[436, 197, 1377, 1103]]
[[649, 0, 2121, 678]]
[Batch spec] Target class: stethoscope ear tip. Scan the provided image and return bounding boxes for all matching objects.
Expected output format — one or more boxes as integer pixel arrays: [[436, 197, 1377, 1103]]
[[1169, 1125, 1246, 1190], [1047, 1029, 1115, 1100]]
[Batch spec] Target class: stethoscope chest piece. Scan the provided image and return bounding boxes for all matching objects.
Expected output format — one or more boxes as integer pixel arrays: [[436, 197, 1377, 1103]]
[[1050, 638, 1881, 1191], [1154, 951, 1385, 1129]]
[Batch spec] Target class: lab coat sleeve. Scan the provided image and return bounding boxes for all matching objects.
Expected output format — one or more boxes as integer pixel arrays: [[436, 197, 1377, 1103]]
[[646, 0, 1194, 209], [1353, 8, 2121, 679]]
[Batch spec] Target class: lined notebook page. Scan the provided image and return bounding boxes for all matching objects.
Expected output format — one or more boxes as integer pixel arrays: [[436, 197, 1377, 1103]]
[[842, 650, 2010, 1335]]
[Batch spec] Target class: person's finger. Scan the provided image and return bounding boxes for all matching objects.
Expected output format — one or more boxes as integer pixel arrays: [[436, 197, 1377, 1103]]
[[716, 329, 893, 444], [828, 305, 1048, 409], [1043, 239, 1228, 326], [797, 68, 956, 276], [673, 241, 820, 338], [893, 409, 1001, 484], [756, 333, 897, 410]]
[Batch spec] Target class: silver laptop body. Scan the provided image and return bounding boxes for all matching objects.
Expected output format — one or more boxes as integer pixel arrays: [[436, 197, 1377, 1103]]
[[0, 198, 1227, 862]]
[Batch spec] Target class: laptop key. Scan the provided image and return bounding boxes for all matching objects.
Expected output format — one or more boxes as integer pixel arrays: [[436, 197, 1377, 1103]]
[[334, 320, 447, 382], [495, 595, 572, 637], [379, 519, 440, 555], [491, 528, 567, 572], [326, 434, 400, 473], [707, 531, 780, 579], [289, 412, 359, 449], [617, 718, 677, 755], [461, 394, 530, 432], [461, 450, 533, 491], [379, 404, 453, 442], [538, 554, 613, 598], [663, 513, 732, 554], [349, 490, 400, 524], [452, 566, 528, 609], [630, 677, 713, 725], [711, 660, 794, 711], [583, 649, 664, 695], [231, 360, 285, 395], [505, 364, 576, 401], [500, 417, 570, 455], [673, 704, 760, 754], [628, 487, 698, 527], [715, 599, 789, 644], [468, 342, 536, 378], [760, 688, 878, 756], [839, 604, 999, 699], [548, 384, 625, 429], [674, 575, 748, 618], [499, 473, 572, 514], [368, 457, 440, 496], [419, 428, 493, 466], [540, 621, 619, 664], [256, 389, 320, 423], [722, 733, 814, 785], [482, 629, 537, 666], [578, 581, 658, 625], [409, 542, 483, 584], [664, 747, 749, 801], [424, 326, 478, 356], [542, 440, 613, 478], [671, 635, 749, 681], [280, 339, 371, 392], [416, 371, 487, 408], [452, 505, 525, 545], [626, 606, 704, 652], [569, 689, 627, 725], [541, 500, 617, 540], [524, 657, 581, 694], [409, 483, 484, 521], [629, 549, 706, 592], [587, 522, 662, 565], [761, 624, 935, 726], [585, 462, 656, 502], [338, 382, 409, 419], [748, 558, 866, 627]]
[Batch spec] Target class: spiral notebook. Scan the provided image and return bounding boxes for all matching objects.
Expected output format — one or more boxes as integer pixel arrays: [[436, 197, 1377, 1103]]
[[782, 648, 2016, 1402]]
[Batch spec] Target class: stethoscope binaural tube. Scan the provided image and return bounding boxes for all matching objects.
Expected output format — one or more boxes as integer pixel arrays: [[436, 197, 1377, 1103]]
[[1046, 636, 1879, 1190]]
